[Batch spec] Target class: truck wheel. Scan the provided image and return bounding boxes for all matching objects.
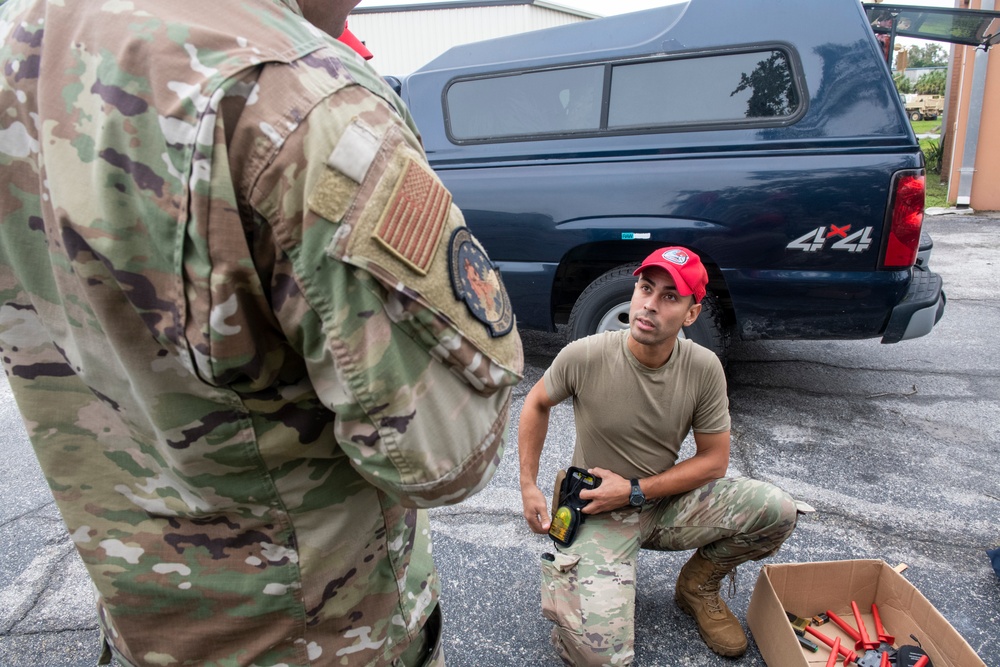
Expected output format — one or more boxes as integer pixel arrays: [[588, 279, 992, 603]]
[[910, 111, 923, 121], [566, 264, 730, 363]]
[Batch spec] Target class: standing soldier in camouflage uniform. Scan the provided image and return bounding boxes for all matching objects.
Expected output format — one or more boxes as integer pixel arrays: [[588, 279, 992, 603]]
[[0, 0, 522, 665], [519, 247, 797, 665]]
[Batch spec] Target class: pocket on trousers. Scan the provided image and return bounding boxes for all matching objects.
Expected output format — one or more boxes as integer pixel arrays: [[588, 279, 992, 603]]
[[540, 551, 583, 631]]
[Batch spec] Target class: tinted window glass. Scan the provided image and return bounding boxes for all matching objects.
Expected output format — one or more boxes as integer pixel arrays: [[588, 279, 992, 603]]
[[608, 50, 799, 128], [447, 66, 604, 140]]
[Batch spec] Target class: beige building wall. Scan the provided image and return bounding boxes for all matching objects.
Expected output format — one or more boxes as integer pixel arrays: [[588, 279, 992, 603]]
[[945, 0, 1000, 211]]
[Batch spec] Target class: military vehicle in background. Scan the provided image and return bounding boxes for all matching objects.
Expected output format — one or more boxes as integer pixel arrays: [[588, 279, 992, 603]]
[[904, 94, 945, 121]]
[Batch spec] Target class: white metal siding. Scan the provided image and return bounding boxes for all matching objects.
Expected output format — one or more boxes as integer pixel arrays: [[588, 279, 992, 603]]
[[349, 6, 590, 76]]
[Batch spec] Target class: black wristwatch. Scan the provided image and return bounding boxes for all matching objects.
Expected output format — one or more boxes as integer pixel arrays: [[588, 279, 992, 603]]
[[628, 478, 645, 507]]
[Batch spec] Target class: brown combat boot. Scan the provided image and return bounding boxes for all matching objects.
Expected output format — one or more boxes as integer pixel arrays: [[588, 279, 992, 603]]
[[675, 551, 748, 657]]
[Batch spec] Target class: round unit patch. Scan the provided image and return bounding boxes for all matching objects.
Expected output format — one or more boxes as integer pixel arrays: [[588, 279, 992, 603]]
[[448, 227, 514, 338]]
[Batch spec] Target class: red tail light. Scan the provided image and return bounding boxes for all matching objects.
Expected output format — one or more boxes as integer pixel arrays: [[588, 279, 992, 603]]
[[882, 171, 925, 269]]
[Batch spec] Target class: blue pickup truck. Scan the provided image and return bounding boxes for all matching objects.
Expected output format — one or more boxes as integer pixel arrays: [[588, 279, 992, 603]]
[[389, 0, 947, 360]]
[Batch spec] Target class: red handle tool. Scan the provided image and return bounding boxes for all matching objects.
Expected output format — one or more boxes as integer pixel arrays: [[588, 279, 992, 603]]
[[851, 600, 880, 651], [826, 637, 842, 667], [826, 609, 862, 644], [913, 657, 930, 667], [879, 651, 890, 667], [806, 625, 858, 664], [871, 603, 895, 644]]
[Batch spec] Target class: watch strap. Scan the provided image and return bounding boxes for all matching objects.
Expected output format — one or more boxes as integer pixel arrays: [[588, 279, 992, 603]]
[[630, 478, 644, 506]]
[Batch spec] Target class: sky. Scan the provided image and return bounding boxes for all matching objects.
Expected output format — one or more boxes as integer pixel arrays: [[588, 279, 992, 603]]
[[356, 0, 954, 16]]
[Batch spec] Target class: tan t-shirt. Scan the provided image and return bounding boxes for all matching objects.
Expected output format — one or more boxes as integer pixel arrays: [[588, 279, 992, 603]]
[[543, 330, 730, 480]]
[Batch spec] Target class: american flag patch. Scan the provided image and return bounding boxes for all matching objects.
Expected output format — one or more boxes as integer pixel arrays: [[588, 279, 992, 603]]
[[373, 157, 451, 275]]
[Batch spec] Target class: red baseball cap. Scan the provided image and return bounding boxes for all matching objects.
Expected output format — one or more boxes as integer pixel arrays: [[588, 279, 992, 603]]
[[632, 247, 708, 303]]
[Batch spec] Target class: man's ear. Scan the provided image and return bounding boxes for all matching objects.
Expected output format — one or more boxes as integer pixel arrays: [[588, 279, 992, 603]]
[[684, 301, 702, 326]]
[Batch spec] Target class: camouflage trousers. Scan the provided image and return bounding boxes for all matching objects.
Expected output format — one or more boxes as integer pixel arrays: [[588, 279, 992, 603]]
[[397, 604, 445, 667], [539, 476, 798, 667]]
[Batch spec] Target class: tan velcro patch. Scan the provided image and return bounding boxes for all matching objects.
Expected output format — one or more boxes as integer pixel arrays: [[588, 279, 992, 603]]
[[308, 168, 357, 224]]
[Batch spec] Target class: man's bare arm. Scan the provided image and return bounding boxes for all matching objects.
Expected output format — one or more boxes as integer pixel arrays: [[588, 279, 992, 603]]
[[580, 430, 730, 514], [519, 380, 560, 533]]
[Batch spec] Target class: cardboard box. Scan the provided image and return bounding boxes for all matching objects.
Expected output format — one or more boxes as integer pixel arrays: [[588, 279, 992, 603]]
[[747, 559, 985, 667]]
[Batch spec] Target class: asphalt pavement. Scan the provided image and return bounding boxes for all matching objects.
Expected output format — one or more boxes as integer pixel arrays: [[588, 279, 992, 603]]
[[1, 211, 998, 666]]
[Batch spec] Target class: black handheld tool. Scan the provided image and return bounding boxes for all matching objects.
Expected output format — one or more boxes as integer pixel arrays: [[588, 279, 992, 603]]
[[549, 467, 601, 547]]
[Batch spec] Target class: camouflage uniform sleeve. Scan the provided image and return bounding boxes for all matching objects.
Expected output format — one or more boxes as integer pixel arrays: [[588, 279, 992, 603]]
[[250, 80, 523, 508]]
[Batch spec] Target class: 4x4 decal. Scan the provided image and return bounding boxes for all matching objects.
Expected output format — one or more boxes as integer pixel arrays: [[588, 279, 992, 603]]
[[787, 225, 874, 253]]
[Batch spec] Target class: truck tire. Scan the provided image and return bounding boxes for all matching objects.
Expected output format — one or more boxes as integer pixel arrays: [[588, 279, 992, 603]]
[[910, 111, 923, 121], [566, 264, 730, 363]]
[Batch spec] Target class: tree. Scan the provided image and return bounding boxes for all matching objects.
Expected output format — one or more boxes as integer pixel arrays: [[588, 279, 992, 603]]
[[731, 52, 797, 117], [915, 69, 946, 95], [893, 72, 912, 94], [906, 43, 948, 68]]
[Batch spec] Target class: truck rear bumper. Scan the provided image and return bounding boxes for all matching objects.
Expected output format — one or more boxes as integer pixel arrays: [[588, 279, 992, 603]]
[[881, 270, 946, 344]]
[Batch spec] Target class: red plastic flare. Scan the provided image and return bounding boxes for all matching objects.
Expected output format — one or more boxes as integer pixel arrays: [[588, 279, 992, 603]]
[[827, 637, 842, 667], [883, 173, 925, 268], [806, 625, 859, 664], [826, 609, 862, 642], [851, 601, 879, 650], [872, 603, 895, 644]]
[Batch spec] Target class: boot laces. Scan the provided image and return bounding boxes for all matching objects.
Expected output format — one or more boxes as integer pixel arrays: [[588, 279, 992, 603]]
[[698, 567, 738, 614]]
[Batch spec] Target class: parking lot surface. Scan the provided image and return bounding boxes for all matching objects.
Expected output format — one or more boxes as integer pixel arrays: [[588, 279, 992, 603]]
[[1, 213, 998, 666]]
